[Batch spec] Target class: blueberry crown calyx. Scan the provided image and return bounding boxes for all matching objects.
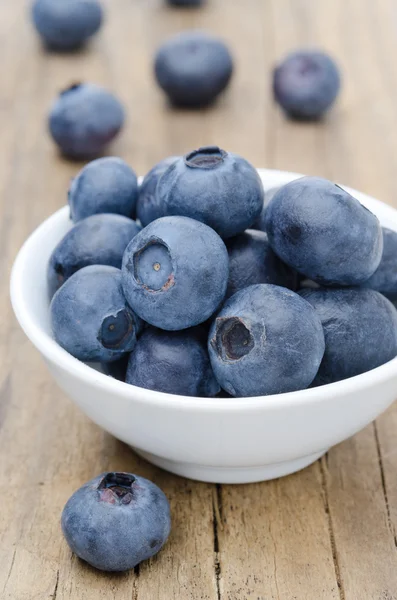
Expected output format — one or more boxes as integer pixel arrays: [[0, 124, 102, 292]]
[[184, 146, 227, 169]]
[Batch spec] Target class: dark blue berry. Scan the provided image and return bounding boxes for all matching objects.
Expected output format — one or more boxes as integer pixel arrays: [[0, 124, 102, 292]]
[[69, 157, 138, 222], [47, 213, 140, 297], [51, 265, 141, 362], [122, 216, 229, 330], [273, 50, 341, 119], [154, 31, 233, 107], [62, 472, 171, 572], [157, 146, 264, 239], [208, 284, 325, 397]]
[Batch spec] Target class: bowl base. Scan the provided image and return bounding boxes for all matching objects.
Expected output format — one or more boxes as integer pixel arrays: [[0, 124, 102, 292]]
[[133, 449, 328, 484]]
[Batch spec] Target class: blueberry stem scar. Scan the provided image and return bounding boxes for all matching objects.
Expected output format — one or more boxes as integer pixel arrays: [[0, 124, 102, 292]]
[[185, 146, 227, 169], [98, 472, 136, 504], [213, 317, 254, 361]]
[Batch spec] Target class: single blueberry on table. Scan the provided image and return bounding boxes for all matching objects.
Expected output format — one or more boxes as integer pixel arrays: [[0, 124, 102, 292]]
[[157, 146, 264, 239], [69, 157, 138, 222], [47, 213, 140, 297], [51, 265, 142, 362], [126, 326, 220, 397], [300, 288, 397, 385], [265, 177, 383, 286], [32, 0, 103, 51], [136, 156, 179, 227], [62, 472, 171, 572], [361, 228, 397, 301], [273, 50, 341, 119], [121, 216, 229, 330], [208, 284, 325, 397], [49, 83, 124, 159], [154, 30, 233, 107], [252, 187, 280, 231], [225, 229, 297, 299]]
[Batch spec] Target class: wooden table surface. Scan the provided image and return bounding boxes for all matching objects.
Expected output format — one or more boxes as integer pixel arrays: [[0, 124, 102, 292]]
[[2, 1, 397, 598]]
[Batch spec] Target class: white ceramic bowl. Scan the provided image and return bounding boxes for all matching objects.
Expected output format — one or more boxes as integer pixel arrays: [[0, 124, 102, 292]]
[[10, 169, 397, 484]]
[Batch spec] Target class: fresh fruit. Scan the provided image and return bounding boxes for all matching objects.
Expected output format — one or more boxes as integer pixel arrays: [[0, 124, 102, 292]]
[[225, 229, 297, 299], [154, 31, 233, 107], [47, 213, 140, 296], [300, 288, 397, 385], [51, 265, 141, 362], [208, 284, 325, 397], [361, 227, 397, 301], [167, 0, 204, 6], [49, 83, 124, 159], [265, 177, 383, 285], [69, 157, 138, 222], [62, 472, 171, 572], [126, 327, 220, 396], [32, 0, 103, 51], [121, 216, 229, 330], [273, 50, 341, 119], [136, 156, 179, 227], [157, 146, 264, 238]]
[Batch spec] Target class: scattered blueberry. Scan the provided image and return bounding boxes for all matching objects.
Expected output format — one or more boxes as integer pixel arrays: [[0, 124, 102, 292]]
[[69, 157, 138, 222], [167, 0, 204, 6], [252, 187, 280, 231], [226, 229, 297, 299], [51, 265, 141, 362], [300, 288, 397, 385], [126, 326, 220, 397], [208, 284, 325, 397], [273, 50, 341, 119], [361, 228, 397, 301], [121, 216, 229, 330], [154, 30, 233, 107], [32, 0, 103, 51], [47, 213, 140, 297], [157, 146, 264, 238], [265, 177, 383, 286], [49, 83, 124, 159], [62, 472, 171, 572], [136, 156, 179, 227]]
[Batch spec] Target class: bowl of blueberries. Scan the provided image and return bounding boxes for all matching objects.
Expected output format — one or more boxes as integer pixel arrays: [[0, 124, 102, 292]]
[[10, 147, 397, 484]]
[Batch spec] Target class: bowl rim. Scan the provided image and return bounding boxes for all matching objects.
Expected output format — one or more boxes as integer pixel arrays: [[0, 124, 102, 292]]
[[10, 168, 397, 412]]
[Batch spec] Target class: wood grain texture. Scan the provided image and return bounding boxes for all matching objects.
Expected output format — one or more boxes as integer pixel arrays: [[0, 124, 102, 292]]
[[1, 1, 397, 599]]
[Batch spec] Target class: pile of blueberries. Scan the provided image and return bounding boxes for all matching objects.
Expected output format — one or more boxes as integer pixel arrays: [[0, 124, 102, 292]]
[[32, 0, 341, 160], [49, 147, 397, 400]]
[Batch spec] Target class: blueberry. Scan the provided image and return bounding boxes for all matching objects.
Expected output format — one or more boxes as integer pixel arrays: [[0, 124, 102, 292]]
[[154, 31, 233, 107], [69, 157, 138, 222], [265, 177, 383, 286], [49, 83, 124, 159], [208, 284, 325, 397], [167, 0, 204, 6], [252, 187, 280, 231], [48, 214, 140, 297], [61, 472, 171, 572], [361, 228, 397, 301], [226, 229, 297, 299], [121, 216, 229, 330], [126, 326, 220, 397], [157, 146, 264, 238], [32, 0, 103, 51], [273, 50, 341, 119], [136, 156, 179, 227], [51, 265, 141, 362], [300, 288, 397, 385]]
